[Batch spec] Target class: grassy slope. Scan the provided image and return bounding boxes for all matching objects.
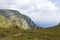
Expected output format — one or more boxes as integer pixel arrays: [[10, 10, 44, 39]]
[[0, 15, 60, 40], [0, 24, 60, 40]]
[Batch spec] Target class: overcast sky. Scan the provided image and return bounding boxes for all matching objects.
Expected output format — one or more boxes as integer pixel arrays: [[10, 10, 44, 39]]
[[0, 0, 60, 27]]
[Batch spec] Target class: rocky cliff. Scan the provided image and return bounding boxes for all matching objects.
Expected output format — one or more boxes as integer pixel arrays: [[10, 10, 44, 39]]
[[0, 9, 37, 29]]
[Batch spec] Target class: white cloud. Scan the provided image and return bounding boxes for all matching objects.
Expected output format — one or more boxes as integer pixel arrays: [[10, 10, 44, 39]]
[[0, 0, 60, 27]]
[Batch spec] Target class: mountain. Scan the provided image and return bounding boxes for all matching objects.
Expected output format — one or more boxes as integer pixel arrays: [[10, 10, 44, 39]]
[[0, 9, 60, 40], [0, 9, 37, 29]]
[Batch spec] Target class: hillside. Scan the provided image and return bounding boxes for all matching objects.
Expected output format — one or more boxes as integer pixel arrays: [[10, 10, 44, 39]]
[[0, 9, 60, 40], [0, 9, 37, 29], [0, 24, 60, 40]]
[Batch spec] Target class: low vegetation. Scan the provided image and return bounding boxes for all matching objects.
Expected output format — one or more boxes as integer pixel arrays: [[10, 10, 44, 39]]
[[0, 24, 60, 40]]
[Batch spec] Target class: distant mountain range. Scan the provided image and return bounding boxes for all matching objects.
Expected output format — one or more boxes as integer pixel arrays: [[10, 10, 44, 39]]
[[0, 9, 37, 29]]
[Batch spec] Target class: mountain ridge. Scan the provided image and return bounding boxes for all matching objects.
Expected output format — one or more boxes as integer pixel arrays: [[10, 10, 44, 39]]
[[0, 9, 37, 29]]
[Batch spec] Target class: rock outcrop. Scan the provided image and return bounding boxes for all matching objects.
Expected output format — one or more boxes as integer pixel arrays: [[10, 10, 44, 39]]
[[0, 9, 37, 29]]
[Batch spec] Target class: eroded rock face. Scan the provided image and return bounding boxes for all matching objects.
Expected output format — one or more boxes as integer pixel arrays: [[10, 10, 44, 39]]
[[0, 9, 36, 29]]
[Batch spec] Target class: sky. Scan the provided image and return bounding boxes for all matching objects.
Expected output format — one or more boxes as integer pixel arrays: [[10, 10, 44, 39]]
[[0, 0, 60, 27]]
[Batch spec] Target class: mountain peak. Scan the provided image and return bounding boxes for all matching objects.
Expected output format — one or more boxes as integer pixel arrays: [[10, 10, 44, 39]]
[[0, 9, 37, 29]]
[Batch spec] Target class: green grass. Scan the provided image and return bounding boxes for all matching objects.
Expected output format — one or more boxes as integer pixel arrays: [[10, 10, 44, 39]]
[[0, 25, 60, 40], [0, 15, 60, 40]]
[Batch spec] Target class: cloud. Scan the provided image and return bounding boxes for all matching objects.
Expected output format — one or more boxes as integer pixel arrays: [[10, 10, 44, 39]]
[[0, 0, 60, 27]]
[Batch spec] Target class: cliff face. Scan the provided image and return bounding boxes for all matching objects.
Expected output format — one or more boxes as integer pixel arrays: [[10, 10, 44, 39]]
[[0, 9, 36, 29]]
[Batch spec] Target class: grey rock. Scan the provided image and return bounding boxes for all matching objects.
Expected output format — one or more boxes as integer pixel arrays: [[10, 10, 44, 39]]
[[0, 9, 37, 29]]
